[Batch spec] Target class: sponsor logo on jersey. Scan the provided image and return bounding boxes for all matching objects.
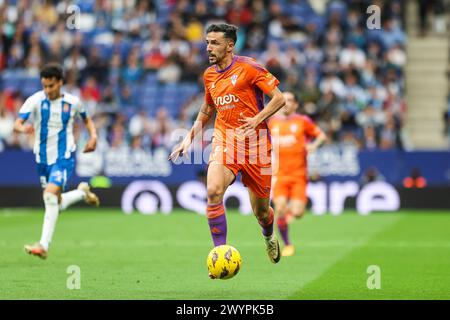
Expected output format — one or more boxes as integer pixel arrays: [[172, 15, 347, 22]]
[[276, 134, 297, 147], [214, 93, 240, 107]]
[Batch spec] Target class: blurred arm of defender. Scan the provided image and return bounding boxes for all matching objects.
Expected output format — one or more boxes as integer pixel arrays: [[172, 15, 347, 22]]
[[13, 118, 34, 135], [306, 130, 327, 154], [82, 116, 98, 153], [168, 102, 216, 162], [237, 87, 286, 137]]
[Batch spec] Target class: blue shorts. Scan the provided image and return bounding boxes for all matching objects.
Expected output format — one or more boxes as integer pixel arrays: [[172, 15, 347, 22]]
[[37, 155, 75, 190]]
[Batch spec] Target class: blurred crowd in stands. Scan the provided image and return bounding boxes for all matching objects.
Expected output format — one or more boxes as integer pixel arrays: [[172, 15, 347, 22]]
[[0, 0, 413, 154]]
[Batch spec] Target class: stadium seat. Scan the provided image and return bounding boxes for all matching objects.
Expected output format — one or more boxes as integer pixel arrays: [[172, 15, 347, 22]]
[[75, 0, 95, 13], [1, 72, 22, 91]]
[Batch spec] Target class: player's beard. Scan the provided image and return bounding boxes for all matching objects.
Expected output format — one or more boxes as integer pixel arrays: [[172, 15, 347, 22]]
[[208, 54, 218, 64], [208, 51, 225, 65]]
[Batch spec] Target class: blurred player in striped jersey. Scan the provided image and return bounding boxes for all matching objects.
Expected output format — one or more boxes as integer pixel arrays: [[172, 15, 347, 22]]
[[268, 92, 326, 256], [13, 63, 100, 259], [169, 23, 286, 271]]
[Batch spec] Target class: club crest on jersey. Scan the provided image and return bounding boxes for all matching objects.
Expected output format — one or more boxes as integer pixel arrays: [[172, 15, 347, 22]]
[[63, 102, 70, 113], [231, 74, 238, 86], [290, 124, 298, 133]]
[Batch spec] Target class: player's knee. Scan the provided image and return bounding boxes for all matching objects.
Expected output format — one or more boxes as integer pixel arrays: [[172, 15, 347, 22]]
[[253, 205, 271, 219], [292, 207, 306, 219], [43, 192, 58, 205], [275, 202, 288, 216], [207, 184, 225, 203]]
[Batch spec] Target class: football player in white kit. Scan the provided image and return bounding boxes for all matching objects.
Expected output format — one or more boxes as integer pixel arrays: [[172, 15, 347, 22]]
[[13, 63, 100, 259]]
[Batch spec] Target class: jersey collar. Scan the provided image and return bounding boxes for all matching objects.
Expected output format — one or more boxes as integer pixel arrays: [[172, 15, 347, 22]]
[[215, 55, 238, 74]]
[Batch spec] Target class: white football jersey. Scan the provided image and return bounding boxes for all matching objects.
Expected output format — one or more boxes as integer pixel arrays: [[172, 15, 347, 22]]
[[18, 91, 87, 165]]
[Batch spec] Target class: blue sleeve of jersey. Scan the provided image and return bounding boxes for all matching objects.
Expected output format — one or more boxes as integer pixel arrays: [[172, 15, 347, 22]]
[[19, 112, 30, 121]]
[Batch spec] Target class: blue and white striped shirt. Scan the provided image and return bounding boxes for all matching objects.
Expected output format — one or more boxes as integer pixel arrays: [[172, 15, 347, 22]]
[[18, 91, 87, 165]]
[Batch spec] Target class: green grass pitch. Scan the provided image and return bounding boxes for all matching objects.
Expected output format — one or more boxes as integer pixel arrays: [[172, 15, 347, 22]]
[[0, 208, 449, 300]]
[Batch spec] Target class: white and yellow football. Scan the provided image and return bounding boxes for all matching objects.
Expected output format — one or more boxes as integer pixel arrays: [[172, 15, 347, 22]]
[[206, 245, 242, 280]]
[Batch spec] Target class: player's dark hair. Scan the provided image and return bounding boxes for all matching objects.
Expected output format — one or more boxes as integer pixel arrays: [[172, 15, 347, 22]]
[[40, 63, 64, 81], [206, 23, 238, 44]]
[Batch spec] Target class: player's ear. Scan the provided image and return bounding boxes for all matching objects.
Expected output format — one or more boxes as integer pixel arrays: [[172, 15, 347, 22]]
[[227, 40, 235, 52]]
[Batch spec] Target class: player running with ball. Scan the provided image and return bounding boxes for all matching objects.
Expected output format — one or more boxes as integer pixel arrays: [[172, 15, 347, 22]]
[[169, 23, 286, 272]]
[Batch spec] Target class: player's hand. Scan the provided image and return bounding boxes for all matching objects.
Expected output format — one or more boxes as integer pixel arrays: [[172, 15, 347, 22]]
[[23, 124, 34, 135], [306, 144, 318, 154], [83, 136, 97, 153], [168, 137, 192, 162], [237, 113, 260, 138]]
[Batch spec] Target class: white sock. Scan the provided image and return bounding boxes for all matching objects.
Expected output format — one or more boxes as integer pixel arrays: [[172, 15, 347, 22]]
[[60, 189, 85, 211], [39, 193, 60, 251]]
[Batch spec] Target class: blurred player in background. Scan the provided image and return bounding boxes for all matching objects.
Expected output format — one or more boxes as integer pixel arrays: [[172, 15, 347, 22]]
[[268, 91, 326, 256], [169, 23, 286, 271], [13, 63, 100, 259]]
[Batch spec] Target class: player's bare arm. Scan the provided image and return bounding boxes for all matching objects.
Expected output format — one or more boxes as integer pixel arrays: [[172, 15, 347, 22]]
[[306, 131, 327, 153], [82, 117, 98, 153], [168, 102, 215, 161], [237, 87, 286, 137], [13, 118, 34, 135]]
